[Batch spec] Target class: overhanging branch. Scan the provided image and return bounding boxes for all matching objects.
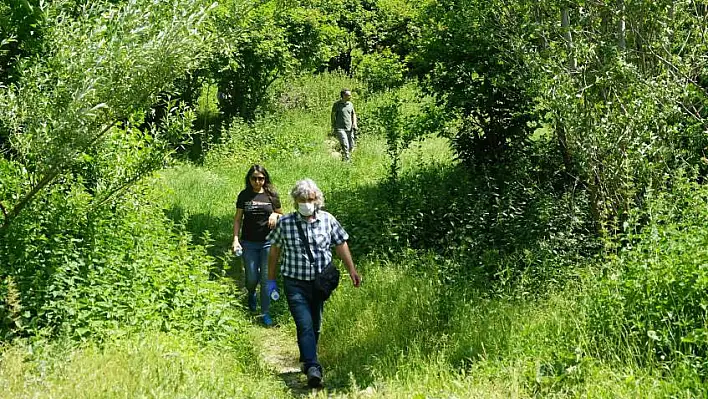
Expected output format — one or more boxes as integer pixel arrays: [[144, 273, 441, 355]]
[[1, 120, 119, 230]]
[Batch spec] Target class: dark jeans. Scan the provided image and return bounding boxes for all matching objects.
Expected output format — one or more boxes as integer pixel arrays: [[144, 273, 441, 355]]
[[284, 277, 324, 373]]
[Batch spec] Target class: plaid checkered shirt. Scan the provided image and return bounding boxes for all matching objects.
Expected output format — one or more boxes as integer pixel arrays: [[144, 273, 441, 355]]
[[267, 210, 349, 281]]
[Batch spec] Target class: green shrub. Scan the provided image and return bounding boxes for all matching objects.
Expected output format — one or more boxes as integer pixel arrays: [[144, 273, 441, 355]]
[[330, 154, 595, 292], [352, 48, 406, 92], [268, 71, 360, 113], [588, 179, 708, 372], [0, 175, 247, 344], [0, 0, 211, 230]]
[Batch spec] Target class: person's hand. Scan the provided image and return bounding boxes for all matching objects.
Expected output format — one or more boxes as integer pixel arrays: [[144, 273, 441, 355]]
[[232, 240, 242, 254], [349, 271, 362, 288], [267, 213, 279, 229], [266, 279, 278, 297]]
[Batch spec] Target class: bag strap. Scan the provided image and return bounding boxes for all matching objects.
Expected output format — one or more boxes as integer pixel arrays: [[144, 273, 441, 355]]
[[295, 218, 319, 277]]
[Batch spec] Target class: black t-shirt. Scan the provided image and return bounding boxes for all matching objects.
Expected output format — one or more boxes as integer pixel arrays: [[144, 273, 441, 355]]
[[236, 190, 282, 242]]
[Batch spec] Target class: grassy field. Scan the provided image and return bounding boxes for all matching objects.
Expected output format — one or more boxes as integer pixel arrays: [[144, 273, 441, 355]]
[[151, 76, 700, 397], [0, 331, 291, 399], [1, 75, 704, 398]]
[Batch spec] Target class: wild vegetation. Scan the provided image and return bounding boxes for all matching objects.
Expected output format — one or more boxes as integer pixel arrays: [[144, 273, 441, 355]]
[[2, 0, 708, 397]]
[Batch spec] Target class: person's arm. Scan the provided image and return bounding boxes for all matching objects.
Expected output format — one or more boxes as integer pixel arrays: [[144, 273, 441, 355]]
[[335, 242, 361, 287], [267, 194, 284, 229], [268, 208, 283, 229], [267, 244, 281, 280], [352, 107, 358, 131], [233, 208, 244, 252]]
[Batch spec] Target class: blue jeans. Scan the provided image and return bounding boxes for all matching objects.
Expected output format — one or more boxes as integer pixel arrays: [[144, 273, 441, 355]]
[[285, 277, 324, 373], [242, 240, 271, 314]]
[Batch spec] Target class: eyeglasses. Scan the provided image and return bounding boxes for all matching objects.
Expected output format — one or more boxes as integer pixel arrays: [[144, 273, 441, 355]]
[[250, 176, 265, 182]]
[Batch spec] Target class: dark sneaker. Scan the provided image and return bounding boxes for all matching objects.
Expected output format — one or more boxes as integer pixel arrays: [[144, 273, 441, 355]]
[[247, 292, 257, 312], [306, 366, 322, 388]]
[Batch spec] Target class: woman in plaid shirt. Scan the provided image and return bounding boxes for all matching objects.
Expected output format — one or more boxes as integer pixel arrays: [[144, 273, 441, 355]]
[[266, 178, 361, 388]]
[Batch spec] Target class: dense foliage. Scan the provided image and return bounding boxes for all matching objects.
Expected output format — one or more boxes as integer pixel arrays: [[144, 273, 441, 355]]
[[3, 0, 708, 395], [0, 0, 246, 342], [413, 0, 708, 232]]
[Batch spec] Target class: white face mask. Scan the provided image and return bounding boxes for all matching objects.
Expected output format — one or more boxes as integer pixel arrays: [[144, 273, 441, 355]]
[[298, 202, 316, 217]]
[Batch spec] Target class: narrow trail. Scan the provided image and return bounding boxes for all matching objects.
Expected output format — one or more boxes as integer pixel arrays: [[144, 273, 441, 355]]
[[227, 269, 319, 396], [250, 323, 378, 398], [250, 325, 314, 396], [233, 137, 377, 397]]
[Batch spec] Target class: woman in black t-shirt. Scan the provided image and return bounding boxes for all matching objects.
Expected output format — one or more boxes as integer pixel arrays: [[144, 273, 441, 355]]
[[233, 164, 283, 326]]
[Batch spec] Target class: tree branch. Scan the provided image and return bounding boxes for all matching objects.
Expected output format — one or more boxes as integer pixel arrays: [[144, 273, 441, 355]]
[[2, 167, 61, 230], [90, 172, 147, 211], [1, 120, 119, 230]]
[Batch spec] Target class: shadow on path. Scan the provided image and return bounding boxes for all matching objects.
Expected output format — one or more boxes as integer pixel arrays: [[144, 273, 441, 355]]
[[278, 371, 313, 397], [252, 324, 354, 397]]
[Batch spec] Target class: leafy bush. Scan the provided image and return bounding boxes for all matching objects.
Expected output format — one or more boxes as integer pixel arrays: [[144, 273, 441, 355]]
[[275, 5, 346, 71], [588, 179, 708, 372], [0, 0, 239, 342], [354, 82, 437, 140], [0, 166, 246, 343], [207, 0, 346, 121], [329, 137, 596, 293], [413, 0, 536, 166], [0, 0, 212, 229], [352, 48, 406, 92], [0, 0, 45, 83], [307, 0, 424, 71], [412, 0, 708, 234], [267, 71, 360, 113]]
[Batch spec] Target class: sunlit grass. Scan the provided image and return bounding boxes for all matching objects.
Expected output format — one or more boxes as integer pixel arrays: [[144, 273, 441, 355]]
[[5, 73, 705, 398], [0, 331, 291, 399], [316, 256, 698, 398]]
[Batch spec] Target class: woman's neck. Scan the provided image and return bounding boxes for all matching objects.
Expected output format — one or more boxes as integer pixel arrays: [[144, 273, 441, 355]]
[[251, 187, 265, 193]]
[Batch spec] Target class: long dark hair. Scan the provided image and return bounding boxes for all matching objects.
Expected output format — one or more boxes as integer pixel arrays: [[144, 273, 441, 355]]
[[244, 164, 277, 197]]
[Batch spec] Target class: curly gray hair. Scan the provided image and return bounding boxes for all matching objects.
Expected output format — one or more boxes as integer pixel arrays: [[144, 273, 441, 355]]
[[290, 178, 324, 209]]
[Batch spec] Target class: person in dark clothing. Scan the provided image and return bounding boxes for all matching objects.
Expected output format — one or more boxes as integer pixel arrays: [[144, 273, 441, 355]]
[[233, 164, 283, 326]]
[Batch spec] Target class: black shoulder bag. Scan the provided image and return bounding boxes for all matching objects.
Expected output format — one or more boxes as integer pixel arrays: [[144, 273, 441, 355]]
[[296, 219, 340, 301]]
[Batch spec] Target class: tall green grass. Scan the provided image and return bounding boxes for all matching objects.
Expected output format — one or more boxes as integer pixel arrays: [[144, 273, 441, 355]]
[[0, 331, 291, 399], [3, 72, 707, 398], [161, 72, 707, 396], [318, 252, 701, 398]]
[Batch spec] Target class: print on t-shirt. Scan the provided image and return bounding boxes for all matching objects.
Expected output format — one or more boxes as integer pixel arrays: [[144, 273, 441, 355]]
[[236, 190, 282, 242]]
